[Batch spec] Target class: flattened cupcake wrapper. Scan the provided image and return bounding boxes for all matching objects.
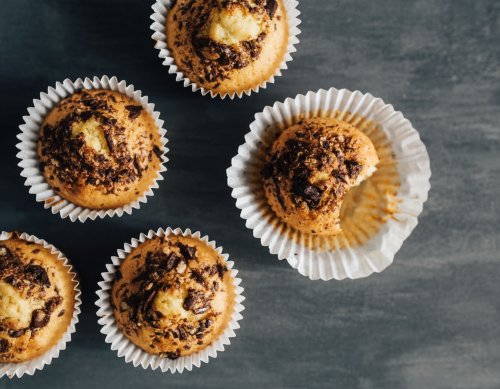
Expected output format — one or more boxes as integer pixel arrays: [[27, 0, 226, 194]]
[[16, 75, 169, 222], [227, 87, 432, 280], [95, 227, 245, 373], [0, 231, 82, 378], [150, 0, 301, 99]]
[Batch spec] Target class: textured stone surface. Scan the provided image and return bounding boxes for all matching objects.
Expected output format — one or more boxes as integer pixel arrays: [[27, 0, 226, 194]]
[[0, 0, 499, 387]]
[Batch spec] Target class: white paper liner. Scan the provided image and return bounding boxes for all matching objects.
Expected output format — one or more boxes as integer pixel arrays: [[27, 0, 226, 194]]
[[0, 231, 82, 378], [16, 76, 169, 222], [150, 0, 301, 99], [95, 227, 245, 373], [227, 87, 432, 280]]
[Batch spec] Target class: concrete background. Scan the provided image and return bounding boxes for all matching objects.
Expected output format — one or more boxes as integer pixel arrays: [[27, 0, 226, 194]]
[[0, 0, 499, 388]]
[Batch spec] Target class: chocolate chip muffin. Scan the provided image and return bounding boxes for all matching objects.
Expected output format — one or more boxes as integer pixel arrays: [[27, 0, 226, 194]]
[[111, 234, 235, 359], [262, 118, 379, 236], [0, 233, 76, 362], [38, 89, 164, 210], [167, 0, 289, 95]]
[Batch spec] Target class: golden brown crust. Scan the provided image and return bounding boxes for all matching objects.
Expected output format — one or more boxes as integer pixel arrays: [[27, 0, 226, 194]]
[[0, 234, 76, 363], [263, 118, 379, 236], [166, 0, 289, 94], [38, 89, 163, 209], [111, 235, 235, 359]]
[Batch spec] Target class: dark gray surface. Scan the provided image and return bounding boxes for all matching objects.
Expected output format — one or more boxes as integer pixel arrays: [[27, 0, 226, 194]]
[[0, 0, 499, 388]]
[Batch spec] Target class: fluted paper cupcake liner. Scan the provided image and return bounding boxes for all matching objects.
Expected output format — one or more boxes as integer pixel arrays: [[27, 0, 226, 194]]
[[0, 231, 82, 378], [227, 87, 431, 280], [16, 76, 169, 222], [150, 0, 301, 99], [95, 227, 245, 373]]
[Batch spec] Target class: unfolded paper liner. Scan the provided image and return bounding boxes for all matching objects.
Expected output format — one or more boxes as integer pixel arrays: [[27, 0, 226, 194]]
[[16, 76, 169, 222], [150, 0, 302, 99], [227, 88, 432, 280], [0, 231, 82, 378], [95, 227, 245, 373]]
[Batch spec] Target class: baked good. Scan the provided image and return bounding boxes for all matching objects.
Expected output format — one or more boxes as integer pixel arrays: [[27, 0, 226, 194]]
[[0, 233, 76, 362], [166, 0, 289, 95], [38, 89, 163, 209], [111, 234, 235, 359], [262, 117, 379, 236]]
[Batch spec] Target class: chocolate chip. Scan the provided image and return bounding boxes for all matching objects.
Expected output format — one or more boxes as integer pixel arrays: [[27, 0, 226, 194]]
[[8, 329, 26, 338], [345, 160, 363, 179], [178, 326, 188, 341], [265, 0, 278, 18], [183, 289, 210, 314], [80, 111, 93, 121], [177, 243, 196, 260], [216, 263, 228, 280], [165, 253, 180, 271], [303, 185, 322, 205], [30, 309, 49, 329], [0, 338, 9, 353], [133, 157, 142, 178], [25, 264, 50, 288], [164, 350, 180, 360], [193, 306, 209, 315], [82, 98, 107, 110], [104, 130, 115, 153], [190, 269, 205, 285], [152, 145, 162, 159], [125, 105, 143, 120], [261, 163, 273, 179]]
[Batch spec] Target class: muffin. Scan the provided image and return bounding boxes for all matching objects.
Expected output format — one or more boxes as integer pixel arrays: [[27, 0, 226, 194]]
[[0, 233, 76, 362], [166, 0, 289, 95], [262, 117, 379, 236], [38, 89, 164, 210], [111, 234, 235, 359]]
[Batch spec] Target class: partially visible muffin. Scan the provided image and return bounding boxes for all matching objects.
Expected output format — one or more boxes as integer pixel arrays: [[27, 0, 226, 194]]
[[111, 234, 235, 359], [38, 89, 164, 210], [0, 233, 76, 362], [166, 0, 289, 95], [262, 118, 379, 236]]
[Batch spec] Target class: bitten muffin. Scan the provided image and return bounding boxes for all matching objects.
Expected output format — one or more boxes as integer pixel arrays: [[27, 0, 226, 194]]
[[166, 0, 289, 95], [262, 118, 379, 236], [38, 89, 163, 209], [0, 233, 76, 362], [111, 235, 235, 359]]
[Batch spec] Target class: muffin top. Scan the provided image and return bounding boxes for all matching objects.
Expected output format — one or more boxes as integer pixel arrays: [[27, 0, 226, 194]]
[[38, 89, 163, 210], [111, 235, 235, 359], [167, 0, 289, 94], [263, 118, 379, 236], [0, 234, 76, 362]]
